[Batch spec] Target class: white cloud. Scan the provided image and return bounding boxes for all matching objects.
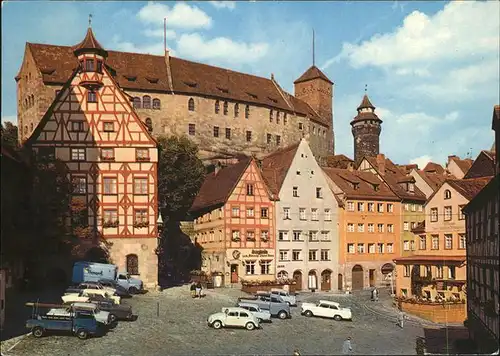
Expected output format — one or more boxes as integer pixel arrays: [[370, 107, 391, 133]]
[[109, 35, 176, 56], [143, 28, 177, 40], [209, 1, 236, 10], [410, 155, 432, 169], [176, 33, 268, 64], [137, 2, 212, 30]]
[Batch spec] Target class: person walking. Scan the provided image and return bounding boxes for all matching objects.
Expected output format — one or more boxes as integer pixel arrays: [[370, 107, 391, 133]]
[[190, 282, 196, 298], [374, 287, 379, 301], [195, 281, 202, 298], [342, 336, 353, 355], [398, 310, 405, 328]]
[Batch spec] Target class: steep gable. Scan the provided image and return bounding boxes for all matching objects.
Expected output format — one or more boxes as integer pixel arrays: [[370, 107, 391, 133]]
[[260, 142, 300, 195], [463, 150, 495, 179]]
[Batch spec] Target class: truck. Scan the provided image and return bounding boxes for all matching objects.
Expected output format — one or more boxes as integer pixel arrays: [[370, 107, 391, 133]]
[[25, 311, 99, 340], [72, 261, 143, 293]]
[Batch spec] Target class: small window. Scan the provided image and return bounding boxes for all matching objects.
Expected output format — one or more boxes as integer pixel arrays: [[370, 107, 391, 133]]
[[144, 118, 153, 132], [103, 122, 114, 132], [276, 112, 280, 124], [126, 254, 139, 275], [188, 98, 195, 111], [266, 133, 272, 144], [215, 100, 220, 114], [189, 124, 195, 136], [276, 135, 281, 146], [103, 178, 117, 194], [283, 113, 287, 124], [223, 101, 228, 115], [246, 184, 254, 196], [134, 178, 148, 195], [87, 91, 97, 103], [85, 59, 95, 71], [225, 128, 231, 139], [213, 126, 219, 137], [101, 148, 115, 161], [234, 103, 239, 118], [245, 105, 250, 119], [142, 95, 151, 109], [246, 131, 252, 142], [71, 121, 84, 132], [269, 110, 273, 122], [316, 187, 323, 199], [299, 123, 303, 130], [133, 97, 141, 109], [96, 60, 103, 73], [293, 186, 298, 197], [134, 209, 148, 224], [72, 176, 87, 194], [30, 122, 34, 132], [152, 98, 161, 109], [136, 148, 149, 161], [444, 189, 451, 200], [71, 148, 86, 161]]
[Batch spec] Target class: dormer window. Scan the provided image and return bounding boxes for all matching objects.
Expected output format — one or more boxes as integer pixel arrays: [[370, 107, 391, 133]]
[[444, 189, 451, 199], [408, 183, 415, 192], [373, 184, 379, 191], [85, 59, 95, 72], [353, 183, 359, 190], [96, 60, 103, 73]]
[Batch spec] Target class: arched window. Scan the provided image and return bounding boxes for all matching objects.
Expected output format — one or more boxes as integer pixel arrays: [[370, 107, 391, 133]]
[[234, 103, 239, 118], [152, 98, 161, 110], [284, 113, 287, 124], [245, 105, 250, 119], [188, 98, 195, 111], [30, 123, 34, 132], [25, 98, 28, 108], [223, 101, 228, 115], [444, 189, 451, 200], [142, 95, 151, 109], [31, 95, 35, 107], [24, 125, 28, 134], [269, 110, 273, 122], [144, 118, 153, 132], [276, 111, 280, 124], [133, 97, 141, 109], [277, 271, 288, 279], [126, 254, 139, 275], [214, 100, 220, 114]]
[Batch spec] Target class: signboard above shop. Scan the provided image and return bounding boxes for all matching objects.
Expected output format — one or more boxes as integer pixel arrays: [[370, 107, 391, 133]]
[[242, 249, 274, 258]]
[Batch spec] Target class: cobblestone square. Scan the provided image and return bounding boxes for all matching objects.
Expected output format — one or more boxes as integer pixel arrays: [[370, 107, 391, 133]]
[[8, 287, 426, 356]]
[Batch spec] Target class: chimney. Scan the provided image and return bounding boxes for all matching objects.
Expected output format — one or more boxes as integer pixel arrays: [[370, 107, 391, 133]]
[[214, 161, 222, 175], [376, 154, 386, 175]]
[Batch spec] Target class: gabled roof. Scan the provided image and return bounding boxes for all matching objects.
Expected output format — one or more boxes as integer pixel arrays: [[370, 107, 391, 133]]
[[26, 43, 329, 127], [423, 162, 445, 174], [463, 150, 495, 179], [325, 154, 354, 169], [463, 175, 499, 213], [415, 170, 448, 192], [445, 177, 493, 201], [448, 156, 473, 174], [260, 142, 300, 195], [72, 27, 107, 57], [293, 65, 333, 85], [322, 167, 399, 201], [363, 156, 427, 202], [190, 157, 252, 213]]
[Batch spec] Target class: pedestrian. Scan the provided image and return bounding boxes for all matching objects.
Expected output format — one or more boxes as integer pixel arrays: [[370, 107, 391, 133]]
[[398, 310, 405, 328], [342, 337, 353, 355], [374, 287, 379, 301], [195, 281, 202, 298], [190, 281, 196, 298]]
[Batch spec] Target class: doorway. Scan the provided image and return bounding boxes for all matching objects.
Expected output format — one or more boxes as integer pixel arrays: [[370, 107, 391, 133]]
[[230, 264, 238, 283], [338, 273, 343, 290], [293, 270, 302, 291], [369, 269, 376, 287], [352, 265, 364, 290], [321, 270, 332, 291]]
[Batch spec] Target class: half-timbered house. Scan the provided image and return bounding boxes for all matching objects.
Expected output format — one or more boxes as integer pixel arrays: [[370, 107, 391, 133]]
[[190, 157, 276, 286], [25, 27, 159, 288]]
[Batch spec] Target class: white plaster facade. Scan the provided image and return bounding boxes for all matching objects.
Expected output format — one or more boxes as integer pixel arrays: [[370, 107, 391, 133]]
[[274, 139, 339, 291]]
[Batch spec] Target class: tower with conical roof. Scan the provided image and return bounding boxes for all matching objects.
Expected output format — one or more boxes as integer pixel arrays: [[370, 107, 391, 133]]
[[72, 23, 108, 90], [351, 92, 383, 163]]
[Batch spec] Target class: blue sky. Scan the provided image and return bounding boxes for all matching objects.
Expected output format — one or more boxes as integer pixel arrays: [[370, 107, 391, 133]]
[[2, 1, 499, 167]]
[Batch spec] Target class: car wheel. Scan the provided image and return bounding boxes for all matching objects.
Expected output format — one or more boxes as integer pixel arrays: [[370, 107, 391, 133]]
[[245, 322, 256, 330], [109, 314, 117, 323], [32, 326, 44, 338], [334, 315, 342, 321], [129, 286, 139, 294], [76, 329, 88, 340], [212, 320, 222, 329], [304, 310, 313, 317], [278, 311, 288, 319]]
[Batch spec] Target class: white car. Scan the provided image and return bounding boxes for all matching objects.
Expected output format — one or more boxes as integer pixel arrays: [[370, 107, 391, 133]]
[[207, 307, 260, 330], [236, 302, 272, 322], [62, 291, 121, 305], [47, 302, 111, 325], [301, 300, 352, 321]]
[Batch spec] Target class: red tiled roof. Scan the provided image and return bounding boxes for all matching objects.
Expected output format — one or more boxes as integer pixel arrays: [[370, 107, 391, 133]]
[[416, 170, 448, 192], [357, 94, 375, 110], [449, 156, 473, 174], [322, 167, 399, 201], [397, 164, 419, 174], [446, 176, 493, 201], [190, 157, 252, 213], [293, 65, 333, 85], [463, 150, 495, 179], [325, 154, 354, 169], [27, 43, 329, 127], [423, 162, 445, 174], [72, 28, 107, 57], [463, 175, 499, 213], [393, 255, 466, 263], [364, 156, 427, 202], [260, 142, 300, 195]]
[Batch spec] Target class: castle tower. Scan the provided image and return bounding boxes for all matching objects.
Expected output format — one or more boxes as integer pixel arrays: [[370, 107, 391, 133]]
[[72, 24, 108, 91], [351, 93, 382, 163]]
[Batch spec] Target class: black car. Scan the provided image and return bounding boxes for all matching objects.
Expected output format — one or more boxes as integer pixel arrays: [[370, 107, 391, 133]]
[[95, 300, 134, 322], [98, 279, 132, 298]]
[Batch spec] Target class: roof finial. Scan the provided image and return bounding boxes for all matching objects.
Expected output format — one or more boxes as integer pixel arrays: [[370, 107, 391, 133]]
[[312, 28, 315, 66], [88, 14, 92, 28], [364, 84, 368, 94]]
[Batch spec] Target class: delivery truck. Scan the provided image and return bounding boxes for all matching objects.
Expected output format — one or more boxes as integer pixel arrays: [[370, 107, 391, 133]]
[[72, 262, 143, 293]]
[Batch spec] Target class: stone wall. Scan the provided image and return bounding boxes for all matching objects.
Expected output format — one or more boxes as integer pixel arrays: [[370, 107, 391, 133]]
[[401, 301, 466, 323], [352, 122, 381, 164]]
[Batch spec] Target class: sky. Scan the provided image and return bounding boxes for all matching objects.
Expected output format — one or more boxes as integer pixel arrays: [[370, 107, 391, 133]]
[[1, 1, 499, 167]]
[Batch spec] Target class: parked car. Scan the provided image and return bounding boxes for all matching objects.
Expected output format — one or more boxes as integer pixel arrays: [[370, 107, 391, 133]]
[[72, 261, 144, 293], [269, 289, 297, 306], [207, 307, 260, 330], [93, 300, 134, 321], [26, 311, 98, 340], [236, 302, 272, 322], [46, 302, 111, 326], [301, 300, 352, 321], [98, 279, 132, 298], [66, 282, 117, 296], [238, 294, 291, 319], [63, 290, 121, 305]]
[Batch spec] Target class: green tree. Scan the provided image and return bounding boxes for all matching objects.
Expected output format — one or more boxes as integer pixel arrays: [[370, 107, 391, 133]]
[[1, 121, 19, 150]]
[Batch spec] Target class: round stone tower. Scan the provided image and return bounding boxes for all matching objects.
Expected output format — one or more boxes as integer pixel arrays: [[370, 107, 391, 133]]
[[350, 94, 382, 164]]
